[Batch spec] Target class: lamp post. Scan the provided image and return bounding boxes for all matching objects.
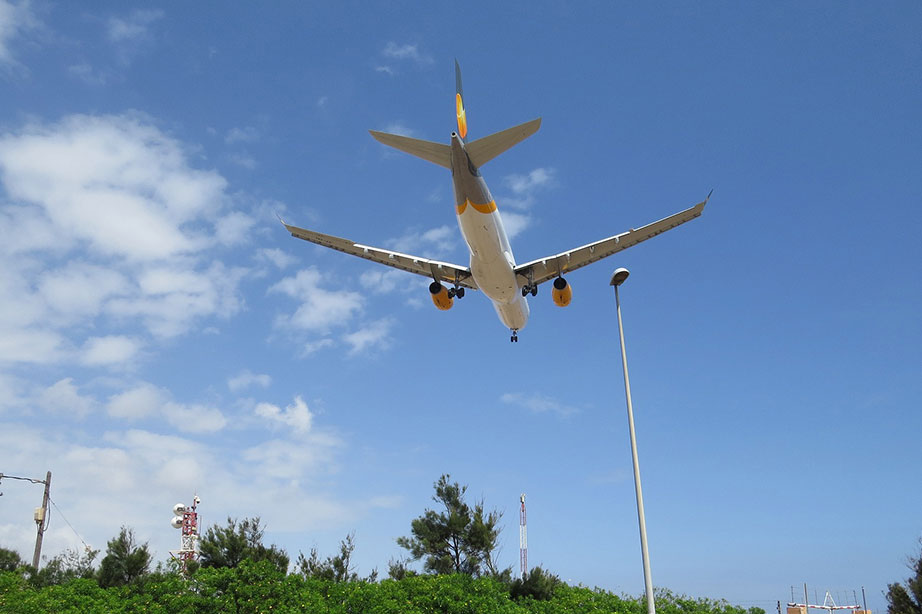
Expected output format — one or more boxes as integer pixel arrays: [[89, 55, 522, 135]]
[[610, 267, 655, 614]]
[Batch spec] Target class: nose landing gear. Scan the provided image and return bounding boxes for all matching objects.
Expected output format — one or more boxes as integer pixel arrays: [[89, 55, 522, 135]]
[[510, 330, 518, 343]]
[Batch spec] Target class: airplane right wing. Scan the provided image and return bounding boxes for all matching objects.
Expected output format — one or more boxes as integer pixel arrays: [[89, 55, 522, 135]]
[[283, 222, 478, 289], [514, 193, 710, 287]]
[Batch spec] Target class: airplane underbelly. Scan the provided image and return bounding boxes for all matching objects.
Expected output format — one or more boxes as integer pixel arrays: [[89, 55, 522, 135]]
[[458, 209, 503, 261], [493, 296, 529, 331]]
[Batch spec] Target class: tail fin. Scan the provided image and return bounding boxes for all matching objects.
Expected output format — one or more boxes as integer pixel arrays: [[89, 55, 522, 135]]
[[455, 59, 468, 139], [368, 130, 451, 168], [368, 60, 540, 168]]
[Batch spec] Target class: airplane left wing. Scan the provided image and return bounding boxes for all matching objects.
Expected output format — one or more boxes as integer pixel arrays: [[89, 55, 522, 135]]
[[514, 193, 709, 287], [283, 222, 478, 290]]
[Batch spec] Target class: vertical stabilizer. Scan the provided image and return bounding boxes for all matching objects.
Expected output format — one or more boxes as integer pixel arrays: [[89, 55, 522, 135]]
[[455, 59, 468, 140]]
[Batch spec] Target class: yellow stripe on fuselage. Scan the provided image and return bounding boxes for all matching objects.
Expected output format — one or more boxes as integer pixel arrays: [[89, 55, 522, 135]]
[[456, 199, 497, 215]]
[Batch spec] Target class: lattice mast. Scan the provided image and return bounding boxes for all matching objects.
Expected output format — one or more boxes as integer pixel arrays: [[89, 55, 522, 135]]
[[170, 495, 201, 574], [519, 493, 528, 579]]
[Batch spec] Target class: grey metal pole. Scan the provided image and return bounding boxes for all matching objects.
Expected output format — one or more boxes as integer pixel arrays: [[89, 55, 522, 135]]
[[611, 268, 655, 614]]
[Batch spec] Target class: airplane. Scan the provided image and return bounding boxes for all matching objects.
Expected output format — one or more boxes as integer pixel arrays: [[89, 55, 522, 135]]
[[283, 61, 709, 342]]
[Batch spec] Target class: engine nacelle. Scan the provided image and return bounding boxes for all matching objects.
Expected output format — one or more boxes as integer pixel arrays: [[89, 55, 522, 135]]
[[552, 277, 572, 307], [429, 281, 454, 310]]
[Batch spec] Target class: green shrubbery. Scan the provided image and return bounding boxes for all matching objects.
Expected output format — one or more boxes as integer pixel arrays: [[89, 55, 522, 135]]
[[0, 561, 766, 614]]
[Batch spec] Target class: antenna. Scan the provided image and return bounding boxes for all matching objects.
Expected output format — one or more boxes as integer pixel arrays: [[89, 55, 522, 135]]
[[519, 493, 527, 579], [170, 494, 201, 574]]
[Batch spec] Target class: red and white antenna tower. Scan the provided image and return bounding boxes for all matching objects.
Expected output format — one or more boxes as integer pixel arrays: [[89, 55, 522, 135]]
[[519, 493, 528, 579], [170, 495, 201, 574]]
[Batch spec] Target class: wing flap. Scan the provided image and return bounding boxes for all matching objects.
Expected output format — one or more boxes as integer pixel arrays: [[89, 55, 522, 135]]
[[514, 196, 708, 286], [284, 222, 478, 289]]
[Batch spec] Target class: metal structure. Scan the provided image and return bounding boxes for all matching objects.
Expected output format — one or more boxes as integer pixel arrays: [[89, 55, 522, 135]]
[[611, 268, 656, 614], [170, 495, 201, 573], [519, 493, 528, 579]]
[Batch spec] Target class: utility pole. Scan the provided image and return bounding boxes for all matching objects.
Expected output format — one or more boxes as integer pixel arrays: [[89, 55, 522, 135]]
[[31, 471, 51, 569]]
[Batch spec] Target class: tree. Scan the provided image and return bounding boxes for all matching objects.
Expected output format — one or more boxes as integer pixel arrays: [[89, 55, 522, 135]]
[[198, 516, 289, 572], [888, 538, 922, 614], [510, 566, 561, 601], [30, 547, 99, 587], [0, 547, 24, 572], [397, 474, 508, 577], [97, 527, 151, 587], [296, 532, 376, 582]]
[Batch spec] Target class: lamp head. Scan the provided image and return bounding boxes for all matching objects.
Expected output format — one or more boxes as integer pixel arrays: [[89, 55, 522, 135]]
[[610, 268, 630, 287]]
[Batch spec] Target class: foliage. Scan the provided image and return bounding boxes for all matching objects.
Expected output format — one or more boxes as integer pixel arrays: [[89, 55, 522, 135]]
[[296, 531, 377, 582], [397, 474, 509, 578], [198, 516, 289, 573], [888, 538, 922, 614], [28, 546, 99, 587], [0, 547, 24, 572], [96, 526, 151, 588], [0, 563, 771, 614], [510, 566, 561, 601]]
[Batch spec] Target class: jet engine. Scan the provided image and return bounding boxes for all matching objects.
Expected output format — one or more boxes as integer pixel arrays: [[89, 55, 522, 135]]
[[429, 281, 454, 310], [551, 277, 572, 307]]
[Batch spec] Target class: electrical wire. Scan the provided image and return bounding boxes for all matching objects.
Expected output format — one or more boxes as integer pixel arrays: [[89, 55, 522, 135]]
[[48, 496, 92, 552]]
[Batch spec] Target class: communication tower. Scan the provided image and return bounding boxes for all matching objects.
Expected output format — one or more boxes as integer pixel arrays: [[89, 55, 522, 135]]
[[170, 495, 201, 573], [519, 493, 528, 579]]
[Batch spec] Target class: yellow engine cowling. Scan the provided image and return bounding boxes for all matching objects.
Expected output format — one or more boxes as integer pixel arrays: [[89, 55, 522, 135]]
[[552, 277, 572, 307], [429, 281, 454, 311]]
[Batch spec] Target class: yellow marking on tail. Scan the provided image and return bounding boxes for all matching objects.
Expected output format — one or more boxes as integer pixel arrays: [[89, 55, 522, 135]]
[[456, 93, 468, 139]]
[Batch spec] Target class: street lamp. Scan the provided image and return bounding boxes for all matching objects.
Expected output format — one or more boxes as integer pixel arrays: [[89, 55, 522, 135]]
[[610, 267, 655, 614]]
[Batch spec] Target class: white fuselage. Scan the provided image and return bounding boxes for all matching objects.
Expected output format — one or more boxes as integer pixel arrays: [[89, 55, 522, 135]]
[[450, 134, 529, 331]]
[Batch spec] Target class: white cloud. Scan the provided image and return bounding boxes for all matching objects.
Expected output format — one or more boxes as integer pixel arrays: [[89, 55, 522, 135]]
[[106, 381, 226, 432], [107, 382, 166, 420], [385, 224, 455, 256], [359, 269, 407, 294], [81, 335, 141, 366], [255, 248, 295, 269], [214, 211, 256, 245], [107, 261, 246, 338], [0, 327, 67, 365], [225, 126, 260, 144], [67, 62, 108, 85], [270, 268, 363, 333], [228, 370, 272, 393], [505, 168, 555, 197], [0, 0, 37, 68], [501, 392, 579, 418], [255, 395, 313, 434], [382, 42, 433, 65], [37, 378, 97, 418], [163, 401, 227, 433], [0, 114, 227, 261], [381, 121, 417, 138], [344, 318, 393, 355], [107, 9, 163, 43], [499, 210, 531, 240], [38, 263, 130, 324]]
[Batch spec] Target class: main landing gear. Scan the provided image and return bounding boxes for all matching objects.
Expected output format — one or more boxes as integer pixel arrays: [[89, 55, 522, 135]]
[[447, 286, 465, 299], [521, 284, 538, 297], [510, 330, 518, 343]]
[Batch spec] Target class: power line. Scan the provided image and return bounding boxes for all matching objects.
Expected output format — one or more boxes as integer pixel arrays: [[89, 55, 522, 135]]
[[48, 496, 92, 552]]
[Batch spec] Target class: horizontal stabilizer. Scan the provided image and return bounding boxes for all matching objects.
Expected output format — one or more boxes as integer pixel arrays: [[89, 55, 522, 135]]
[[466, 118, 541, 167], [368, 130, 451, 168]]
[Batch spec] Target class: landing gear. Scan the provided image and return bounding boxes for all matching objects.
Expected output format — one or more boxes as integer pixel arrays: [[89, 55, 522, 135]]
[[520, 284, 537, 297], [448, 286, 465, 299], [510, 330, 518, 343]]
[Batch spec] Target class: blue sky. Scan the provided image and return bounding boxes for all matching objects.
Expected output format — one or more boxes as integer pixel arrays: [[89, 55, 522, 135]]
[[1, 1, 920, 610]]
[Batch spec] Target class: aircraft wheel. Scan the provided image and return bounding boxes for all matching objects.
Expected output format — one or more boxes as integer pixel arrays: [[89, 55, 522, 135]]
[[521, 286, 528, 297], [530, 287, 538, 297], [457, 288, 465, 298]]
